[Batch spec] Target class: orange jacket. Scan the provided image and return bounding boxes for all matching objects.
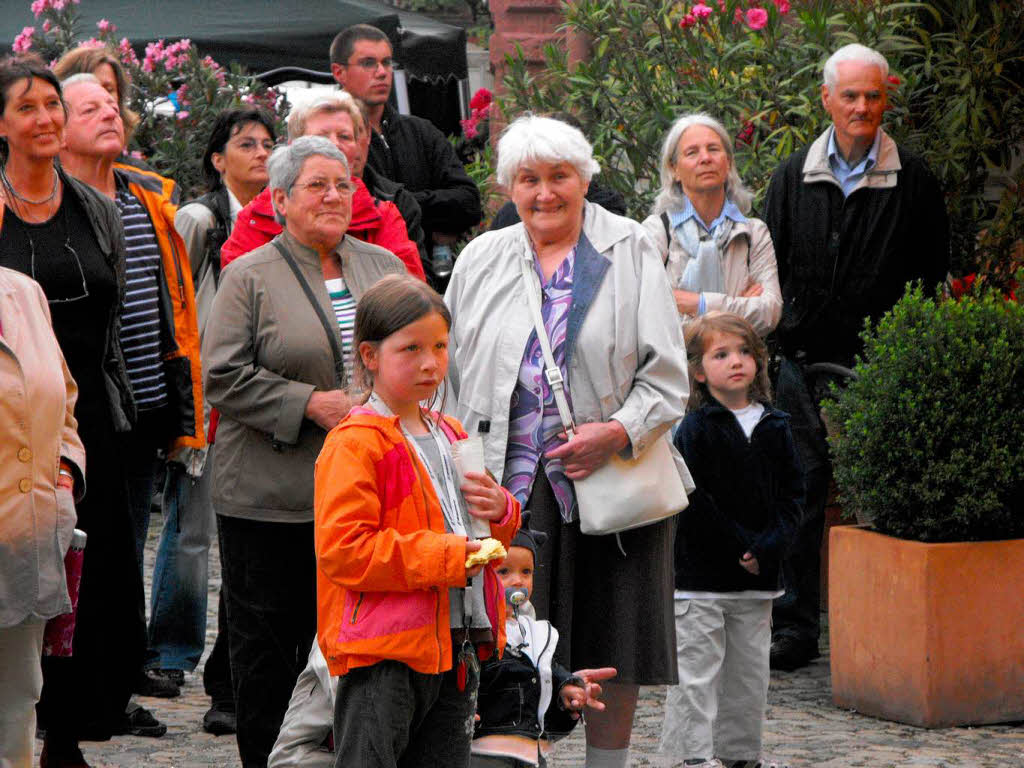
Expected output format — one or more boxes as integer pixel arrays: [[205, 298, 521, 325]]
[[113, 163, 205, 450], [314, 408, 520, 677]]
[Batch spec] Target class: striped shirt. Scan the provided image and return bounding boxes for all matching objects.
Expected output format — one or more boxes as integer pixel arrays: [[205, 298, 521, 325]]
[[115, 184, 168, 411], [325, 277, 356, 381]]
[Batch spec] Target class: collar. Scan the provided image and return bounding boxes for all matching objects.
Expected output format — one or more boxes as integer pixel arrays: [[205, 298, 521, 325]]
[[802, 126, 901, 183], [827, 126, 881, 174], [668, 196, 747, 233], [225, 187, 243, 219]]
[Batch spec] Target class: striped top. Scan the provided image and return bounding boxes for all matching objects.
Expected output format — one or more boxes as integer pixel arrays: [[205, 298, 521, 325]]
[[115, 184, 168, 411], [325, 277, 356, 382]]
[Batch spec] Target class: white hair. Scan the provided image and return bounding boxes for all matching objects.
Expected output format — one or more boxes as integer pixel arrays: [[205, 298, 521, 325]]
[[60, 72, 102, 91], [651, 112, 752, 216], [823, 44, 889, 91], [267, 135, 349, 224], [286, 91, 365, 142], [495, 115, 600, 188]]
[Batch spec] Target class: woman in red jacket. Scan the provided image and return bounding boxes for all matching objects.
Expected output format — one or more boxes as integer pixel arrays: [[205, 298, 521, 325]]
[[222, 93, 424, 280]]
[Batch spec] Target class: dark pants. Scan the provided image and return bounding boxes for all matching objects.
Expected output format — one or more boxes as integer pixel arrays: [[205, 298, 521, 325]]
[[203, 589, 235, 710], [771, 358, 833, 651], [333, 651, 480, 768], [218, 515, 316, 768]]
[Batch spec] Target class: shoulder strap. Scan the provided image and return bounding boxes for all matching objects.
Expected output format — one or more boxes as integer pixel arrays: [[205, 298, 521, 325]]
[[518, 255, 576, 439], [271, 239, 346, 388], [660, 211, 672, 266]]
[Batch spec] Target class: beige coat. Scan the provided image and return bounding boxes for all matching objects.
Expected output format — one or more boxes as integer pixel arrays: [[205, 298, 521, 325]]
[[203, 230, 405, 522], [0, 267, 85, 627], [445, 200, 694, 493], [641, 213, 782, 337]]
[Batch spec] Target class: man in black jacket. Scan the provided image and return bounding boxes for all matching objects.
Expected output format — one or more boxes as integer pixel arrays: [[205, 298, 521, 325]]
[[763, 43, 949, 671], [330, 24, 482, 288]]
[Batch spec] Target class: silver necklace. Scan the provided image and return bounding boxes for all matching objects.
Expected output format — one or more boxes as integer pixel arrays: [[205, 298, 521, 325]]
[[1, 165, 59, 206]]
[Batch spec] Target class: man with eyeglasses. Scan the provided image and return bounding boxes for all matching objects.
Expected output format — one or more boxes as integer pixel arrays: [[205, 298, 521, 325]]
[[330, 23, 482, 288], [59, 74, 205, 733]]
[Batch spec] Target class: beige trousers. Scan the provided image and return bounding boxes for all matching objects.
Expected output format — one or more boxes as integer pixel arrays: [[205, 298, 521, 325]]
[[659, 597, 772, 763], [0, 617, 46, 768]]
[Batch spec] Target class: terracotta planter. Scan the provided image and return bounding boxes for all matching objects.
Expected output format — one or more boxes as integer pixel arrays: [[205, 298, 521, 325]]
[[828, 525, 1024, 728]]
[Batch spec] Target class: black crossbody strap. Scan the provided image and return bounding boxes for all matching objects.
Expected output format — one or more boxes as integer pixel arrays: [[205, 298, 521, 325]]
[[271, 239, 346, 388]]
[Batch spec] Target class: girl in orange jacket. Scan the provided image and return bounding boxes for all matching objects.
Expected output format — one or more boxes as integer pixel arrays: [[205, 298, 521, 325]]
[[314, 274, 519, 767]]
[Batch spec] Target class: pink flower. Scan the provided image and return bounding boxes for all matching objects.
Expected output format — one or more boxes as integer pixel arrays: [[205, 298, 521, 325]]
[[460, 116, 479, 139], [772, 0, 791, 13], [680, 12, 697, 28], [97, 18, 115, 34], [51, 0, 65, 10], [13, 27, 35, 53], [42, 19, 51, 32], [31, 0, 47, 17], [130, 150, 145, 160], [692, 3, 713, 19], [717, 0, 726, 10], [745, 7, 769, 29], [176, 111, 190, 120], [469, 87, 493, 111], [82, 38, 104, 49], [887, 74, 901, 86]]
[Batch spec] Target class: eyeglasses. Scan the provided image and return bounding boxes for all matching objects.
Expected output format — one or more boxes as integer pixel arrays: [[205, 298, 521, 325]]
[[350, 57, 393, 71], [291, 178, 357, 198], [230, 137, 276, 153], [30, 207, 90, 305]]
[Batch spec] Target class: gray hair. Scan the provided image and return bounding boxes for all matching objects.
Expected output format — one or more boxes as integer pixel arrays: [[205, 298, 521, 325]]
[[651, 112, 752, 216], [267, 136, 349, 225], [495, 114, 600, 188], [823, 44, 889, 91], [60, 72, 102, 92], [286, 91, 365, 142]]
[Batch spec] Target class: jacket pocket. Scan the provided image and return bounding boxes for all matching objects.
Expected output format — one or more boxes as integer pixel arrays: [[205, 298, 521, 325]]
[[337, 589, 436, 645]]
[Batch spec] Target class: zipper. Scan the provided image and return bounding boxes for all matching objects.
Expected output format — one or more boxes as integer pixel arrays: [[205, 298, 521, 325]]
[[167, 230, 187, 310], [349, 592, 364, 623], [747, 407, 773, 444]]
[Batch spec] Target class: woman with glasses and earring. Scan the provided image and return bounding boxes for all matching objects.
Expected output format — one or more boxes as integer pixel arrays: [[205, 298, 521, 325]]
[[201, 136, 406, 766], [0, 54, 142, 768]]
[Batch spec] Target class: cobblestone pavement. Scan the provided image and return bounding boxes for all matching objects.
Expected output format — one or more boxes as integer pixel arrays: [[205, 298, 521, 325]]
[[39, 510, 1024, 767]]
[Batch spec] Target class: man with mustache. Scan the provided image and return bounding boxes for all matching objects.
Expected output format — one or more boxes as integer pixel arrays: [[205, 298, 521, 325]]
[[762, 43, 949, 672]]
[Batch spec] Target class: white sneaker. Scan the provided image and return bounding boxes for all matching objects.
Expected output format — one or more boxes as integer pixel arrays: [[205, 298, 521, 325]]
[[683, 760, 726, 768]]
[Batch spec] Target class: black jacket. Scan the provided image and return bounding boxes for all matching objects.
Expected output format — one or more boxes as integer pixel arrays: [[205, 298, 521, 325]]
[[361, 163, 427, 264], [763, 131, 949, 368], [488, 182, 628, 231], [367, 104, 482, 239], [673, 401, 803, 592], [475, 626, 579, 743]]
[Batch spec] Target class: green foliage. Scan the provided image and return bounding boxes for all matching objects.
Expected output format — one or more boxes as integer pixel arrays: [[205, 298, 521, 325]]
[[823, 283, 1024, 542], [499, 0, 1024, 280]]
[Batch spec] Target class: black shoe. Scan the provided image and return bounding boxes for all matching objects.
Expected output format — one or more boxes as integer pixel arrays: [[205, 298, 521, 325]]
[[135, 668, 181, 698], [112, 703, 167, 738], [40, 739, 91, 768], [202, 705, 236, 736], [150, 667, 185, 686], [769, 635, 819, 671]]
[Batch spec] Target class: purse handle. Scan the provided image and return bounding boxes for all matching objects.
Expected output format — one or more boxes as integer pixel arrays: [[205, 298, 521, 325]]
[[518, 254, 577, 440]]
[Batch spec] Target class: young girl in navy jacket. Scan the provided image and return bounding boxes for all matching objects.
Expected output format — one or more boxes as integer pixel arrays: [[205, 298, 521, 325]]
[[661, 311, 803, 768]]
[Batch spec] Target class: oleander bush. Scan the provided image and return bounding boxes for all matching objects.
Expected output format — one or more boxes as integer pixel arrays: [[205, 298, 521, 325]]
[[823, 282, 1024, 542]]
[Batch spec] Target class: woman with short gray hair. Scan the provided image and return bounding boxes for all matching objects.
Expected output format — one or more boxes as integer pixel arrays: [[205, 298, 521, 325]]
[[201, 133, 405, 765], [643, 112, 781, 336]]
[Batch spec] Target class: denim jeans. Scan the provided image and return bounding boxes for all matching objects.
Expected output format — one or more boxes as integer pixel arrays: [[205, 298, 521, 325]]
[[333, 652, 480, 768], [147, 459, 214, 671]]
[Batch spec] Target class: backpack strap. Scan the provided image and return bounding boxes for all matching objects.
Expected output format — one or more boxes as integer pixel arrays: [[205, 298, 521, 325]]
[[660, 211, 672, 266]]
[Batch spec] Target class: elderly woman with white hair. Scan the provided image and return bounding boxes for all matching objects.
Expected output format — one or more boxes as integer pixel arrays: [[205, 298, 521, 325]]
[[202, 135, 404, 766], [445, 115, 692, 768], [642, 113, 781, 337]]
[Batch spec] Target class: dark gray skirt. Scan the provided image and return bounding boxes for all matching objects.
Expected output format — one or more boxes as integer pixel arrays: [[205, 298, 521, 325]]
[[525, 466, 678, 685]]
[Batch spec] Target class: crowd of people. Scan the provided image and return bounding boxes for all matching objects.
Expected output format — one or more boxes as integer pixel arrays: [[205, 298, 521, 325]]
[[0, 21, 949, 768]]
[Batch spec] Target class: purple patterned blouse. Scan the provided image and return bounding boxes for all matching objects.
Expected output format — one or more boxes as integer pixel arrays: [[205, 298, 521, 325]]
[[504, 248, 577, 522]]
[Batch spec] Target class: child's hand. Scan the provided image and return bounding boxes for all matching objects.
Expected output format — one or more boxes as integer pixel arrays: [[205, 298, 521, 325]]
[[740, 551, 760, 575], [461, 471, 507, 522], [560, 667, 617, 717], [464, 539, 485, 578]]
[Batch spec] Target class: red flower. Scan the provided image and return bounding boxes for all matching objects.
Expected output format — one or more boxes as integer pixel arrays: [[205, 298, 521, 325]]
[[469, 88, 493, 111], [887, 74, 901, 86], [772, 0, 791, 13], [736, 121, 755, 145], [680, 12, 698, 27], [745, 7, 769, 30]]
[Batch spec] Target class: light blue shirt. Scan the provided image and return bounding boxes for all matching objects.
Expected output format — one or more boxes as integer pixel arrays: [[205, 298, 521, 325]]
[[668, 197, 748, 314], [827, 127, 882, 198]]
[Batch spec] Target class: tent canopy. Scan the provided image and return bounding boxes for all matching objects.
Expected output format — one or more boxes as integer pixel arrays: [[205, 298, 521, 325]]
[[4, 0, 467, 81]]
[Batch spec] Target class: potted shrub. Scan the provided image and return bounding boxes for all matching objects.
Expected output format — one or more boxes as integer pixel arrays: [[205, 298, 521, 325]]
[[822, 281, 1024, 728]]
